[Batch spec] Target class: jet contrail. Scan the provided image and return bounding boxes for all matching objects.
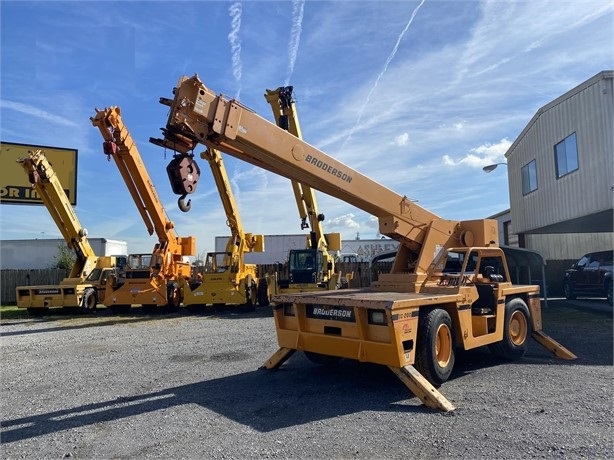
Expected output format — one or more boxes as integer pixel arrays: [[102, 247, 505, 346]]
[[286, 0, 305, 86], [228, 1, 243, 99], [341, 0, 427, 149]]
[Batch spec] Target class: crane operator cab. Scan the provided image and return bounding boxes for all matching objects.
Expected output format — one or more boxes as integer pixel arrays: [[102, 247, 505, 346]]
[[285, 249, 323, 284]]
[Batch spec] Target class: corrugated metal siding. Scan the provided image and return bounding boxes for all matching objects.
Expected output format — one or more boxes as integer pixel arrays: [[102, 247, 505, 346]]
[[526, 233, 613, 260], [508, 73, 613, 233]]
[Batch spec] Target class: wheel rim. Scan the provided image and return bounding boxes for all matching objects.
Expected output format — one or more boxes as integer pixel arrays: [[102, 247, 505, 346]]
[[86, 294, 96, 309], [509, 310, 528, 346], [435, 323, 453, 367]]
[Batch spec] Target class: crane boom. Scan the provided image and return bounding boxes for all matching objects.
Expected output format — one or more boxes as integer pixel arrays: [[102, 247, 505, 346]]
[[203, 148, 243, 247], [265, 87, 323, 240], [15, 149, 125, 311], [151, 74, 496, 279], [92, 107, 176, 241], [160, 146, 266, 310], [91, 106, 195, 310], [17, 150, 96, 278]]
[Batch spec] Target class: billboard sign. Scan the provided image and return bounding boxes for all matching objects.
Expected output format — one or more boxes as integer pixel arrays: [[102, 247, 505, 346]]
[[0, 141, 78, 205]]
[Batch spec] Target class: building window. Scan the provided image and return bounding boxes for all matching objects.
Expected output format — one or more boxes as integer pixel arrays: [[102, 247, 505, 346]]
[[554, 132, 579, 178], [521, 159, 538, 195]]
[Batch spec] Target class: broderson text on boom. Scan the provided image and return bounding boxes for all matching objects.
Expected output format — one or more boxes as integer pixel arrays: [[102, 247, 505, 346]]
[[305, 154, 353, 183]]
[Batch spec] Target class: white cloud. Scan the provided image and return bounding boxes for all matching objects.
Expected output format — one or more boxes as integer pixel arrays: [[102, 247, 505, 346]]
[[340, 0, 428, 149], [285, 0, 305, 86], [443, 138, 512, 168], [0, 99, 78, 127], [327, 213, 360, 231], [394, 132, 409, 146], [228, 2, 243, 98]]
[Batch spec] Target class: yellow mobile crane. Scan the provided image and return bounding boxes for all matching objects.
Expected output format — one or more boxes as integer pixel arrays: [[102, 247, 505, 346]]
[[150, 74, 575, 411], [91, 106, 196, 312], [264, 86, 346, 293], [164, 146, 265, 311], [15, 149, 126, 314]]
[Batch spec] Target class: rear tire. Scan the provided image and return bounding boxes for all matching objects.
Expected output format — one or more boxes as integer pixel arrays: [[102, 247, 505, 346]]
[[415, 308, 455, 386], [242, 275, 256, 312], [304, 351, 342, 366], [257, 278, 270, 306], [606, 280, 613, 306], [489, 298, 531, 360], [110, 305, 131, 314]]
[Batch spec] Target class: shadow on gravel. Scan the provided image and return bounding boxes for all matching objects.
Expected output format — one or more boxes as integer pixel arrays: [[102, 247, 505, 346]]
[[0, 359, 431, 443], [0, 305, 273, 338]]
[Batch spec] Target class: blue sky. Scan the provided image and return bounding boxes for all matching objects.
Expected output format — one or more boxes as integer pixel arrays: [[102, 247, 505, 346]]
[[1, 0, 613, 257]]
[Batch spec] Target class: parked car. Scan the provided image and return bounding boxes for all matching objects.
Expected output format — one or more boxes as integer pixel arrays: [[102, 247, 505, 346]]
[[563, 250, 613, 306]]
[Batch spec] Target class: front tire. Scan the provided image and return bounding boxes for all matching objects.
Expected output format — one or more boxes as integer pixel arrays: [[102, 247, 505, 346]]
[[489, 297, 531, 360], [563, 280, 576, 300], [415, 308, 455, 386], [166, 282, 181, 311], [82, 289, 97, 310]]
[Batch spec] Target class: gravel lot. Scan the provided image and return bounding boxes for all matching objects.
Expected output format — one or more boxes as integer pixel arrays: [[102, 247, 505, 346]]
[[1, 298, 612, 460]]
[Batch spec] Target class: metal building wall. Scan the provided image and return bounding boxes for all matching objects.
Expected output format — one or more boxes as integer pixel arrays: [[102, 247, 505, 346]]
[[527, 233, 613, 261], [507, 71, 613, 234]]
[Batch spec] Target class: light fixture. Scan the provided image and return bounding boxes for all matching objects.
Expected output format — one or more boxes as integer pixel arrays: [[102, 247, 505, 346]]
[[482, 162, 507, 173]]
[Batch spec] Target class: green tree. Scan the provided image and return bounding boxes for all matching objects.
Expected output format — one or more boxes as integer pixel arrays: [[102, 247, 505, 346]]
[[51, 243, 76, 269]]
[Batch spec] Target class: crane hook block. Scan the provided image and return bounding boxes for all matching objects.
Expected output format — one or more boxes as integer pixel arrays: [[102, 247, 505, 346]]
[[166, 154, 201, 196], [103, 141, 118, 161]]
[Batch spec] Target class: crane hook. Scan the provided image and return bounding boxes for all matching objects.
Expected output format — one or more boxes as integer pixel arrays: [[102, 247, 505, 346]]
[[178, 194, 191, 212]]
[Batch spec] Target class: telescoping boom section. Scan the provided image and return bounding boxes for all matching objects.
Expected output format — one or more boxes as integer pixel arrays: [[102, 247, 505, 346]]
[[14, 149, 126, 312], [151, 74, 575, 411], [91, 106, 196, 311]]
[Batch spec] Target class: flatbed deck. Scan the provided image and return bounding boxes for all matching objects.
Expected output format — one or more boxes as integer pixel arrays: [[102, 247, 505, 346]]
[[272, 288, 458, 309]]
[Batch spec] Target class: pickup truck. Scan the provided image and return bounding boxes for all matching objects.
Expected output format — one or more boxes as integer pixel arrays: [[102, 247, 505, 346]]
[[563, 250, 613, 306]]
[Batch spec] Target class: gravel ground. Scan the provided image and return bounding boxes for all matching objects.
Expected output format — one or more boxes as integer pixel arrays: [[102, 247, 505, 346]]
[[1, 298, 612, 460]]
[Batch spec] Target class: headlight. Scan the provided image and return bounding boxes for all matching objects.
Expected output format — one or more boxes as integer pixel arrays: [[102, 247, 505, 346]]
[[368, 309, 387, 325]]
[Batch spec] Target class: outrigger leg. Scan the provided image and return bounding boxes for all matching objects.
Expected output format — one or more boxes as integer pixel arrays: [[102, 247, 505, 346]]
[[532, 331, 577, 360], [388, 365, 456, 412], [260, 347, 296, 370]]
